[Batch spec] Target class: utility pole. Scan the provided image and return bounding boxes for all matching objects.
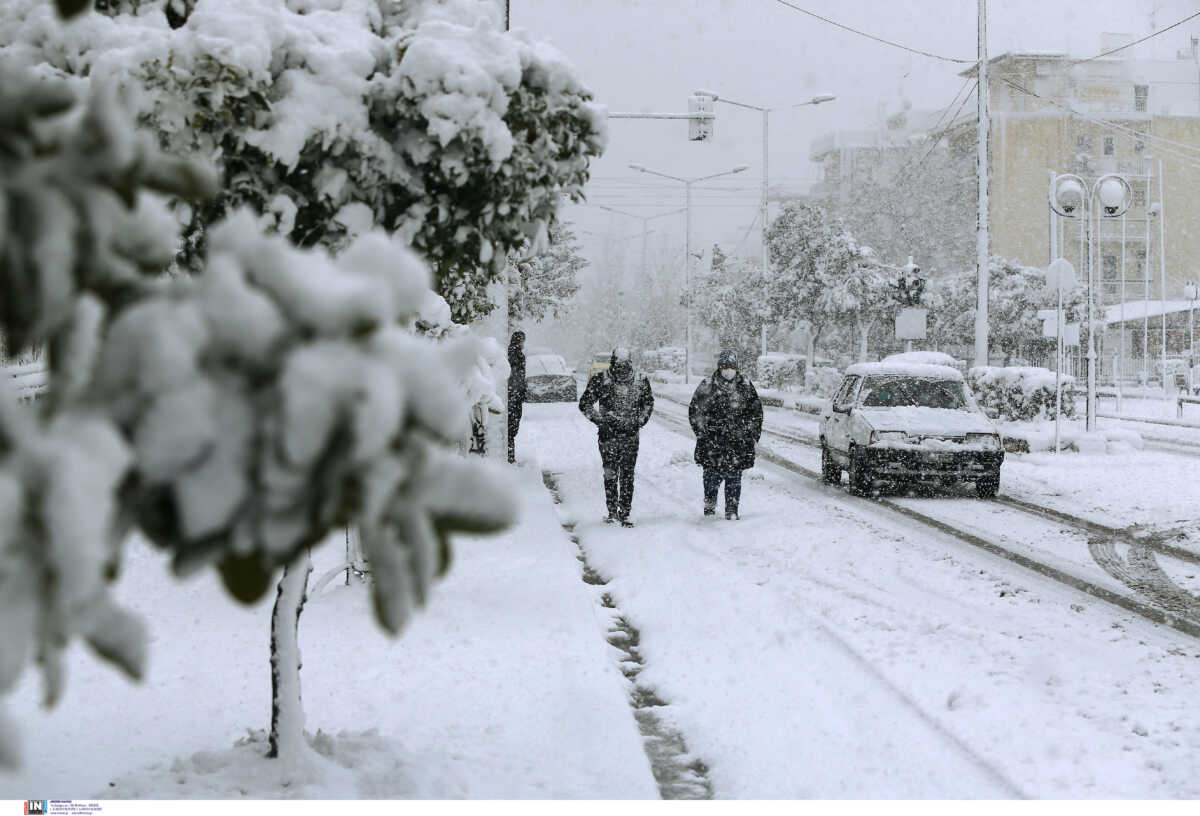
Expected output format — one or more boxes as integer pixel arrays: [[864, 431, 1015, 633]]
[[1159, 159, 1168, 392], [760, 107, 769, 358], [974, 0, 990, 368]]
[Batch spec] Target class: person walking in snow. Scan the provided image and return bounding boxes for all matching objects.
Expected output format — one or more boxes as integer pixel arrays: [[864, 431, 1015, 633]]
[[688, 349, 763, 520], [578, 347, 654, 527], [507, 330, 526, 463]]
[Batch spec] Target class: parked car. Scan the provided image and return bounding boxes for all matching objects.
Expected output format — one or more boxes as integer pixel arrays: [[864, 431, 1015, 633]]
[[585, 352, 612, 379], [819, 361, 1004, 498], [525, 354, 578, 402]]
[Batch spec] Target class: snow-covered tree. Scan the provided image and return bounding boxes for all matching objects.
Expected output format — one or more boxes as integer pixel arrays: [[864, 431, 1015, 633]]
[[928, 257, 1085, 364], [2, 0, 607, 323], [0, 0, 613, 765], [765, 202, 833, 374], [691, 244, 764, 372], [812, 235, 895, 363], [507, 221, 585, 324]]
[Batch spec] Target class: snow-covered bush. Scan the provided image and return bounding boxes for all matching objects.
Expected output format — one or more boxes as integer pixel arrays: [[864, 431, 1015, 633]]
[[0, 53, 516, 767], [805, 366, 842, 398], [967, 366, 1077, 421], [756, 354, 805, 391]]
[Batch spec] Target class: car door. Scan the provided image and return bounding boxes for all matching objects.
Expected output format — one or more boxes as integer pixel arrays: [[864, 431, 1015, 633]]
[[825, 374, 860, 459]]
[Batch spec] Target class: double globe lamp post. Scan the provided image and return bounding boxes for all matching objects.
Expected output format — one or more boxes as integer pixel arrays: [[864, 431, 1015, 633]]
[[1048, 172, 1133, 431]]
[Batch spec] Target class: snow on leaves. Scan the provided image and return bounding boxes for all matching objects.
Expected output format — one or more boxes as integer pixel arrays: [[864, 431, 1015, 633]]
[[2, 0, 606, 324], [0, 55, 517, 766]]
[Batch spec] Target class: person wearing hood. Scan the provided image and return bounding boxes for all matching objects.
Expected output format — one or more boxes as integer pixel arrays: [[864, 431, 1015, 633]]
[[578, 347, 654, 526], [688, 349, 763, 520], [507, 330, 526, 463]]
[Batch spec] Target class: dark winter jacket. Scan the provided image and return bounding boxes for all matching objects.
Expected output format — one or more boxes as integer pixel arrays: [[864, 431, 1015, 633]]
[[689, 370, 763, 472], [507, 335, 526, 408], [579, 368, 654, 441]]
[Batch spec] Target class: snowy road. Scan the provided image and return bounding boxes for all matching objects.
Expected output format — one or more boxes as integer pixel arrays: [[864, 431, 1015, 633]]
[[522, 399, 1200, 798]]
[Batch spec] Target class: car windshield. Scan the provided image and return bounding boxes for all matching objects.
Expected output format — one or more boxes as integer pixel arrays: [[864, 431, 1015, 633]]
[[528, 355, 568, 376], [859, 376, 968, 410]]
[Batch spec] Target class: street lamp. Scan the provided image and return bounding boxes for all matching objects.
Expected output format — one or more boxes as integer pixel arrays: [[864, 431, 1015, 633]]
[[688, 91, 836, 358], [628, 162, 749, 383], [1049, 172, 1133, 431], [593, 204, 686, 282]]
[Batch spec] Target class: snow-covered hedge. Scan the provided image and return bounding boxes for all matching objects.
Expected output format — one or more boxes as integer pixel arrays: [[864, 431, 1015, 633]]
[[642, 346, 685, 376], [806, 366, 843, 398], [755, 354, 804, 391], [967, 366, 1076, 421]]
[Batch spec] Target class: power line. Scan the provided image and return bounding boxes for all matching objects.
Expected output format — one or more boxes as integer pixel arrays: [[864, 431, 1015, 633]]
[[1071, 10, 1200, 65], [996, 77, 1200, 170], [770, 0, 975, 64]]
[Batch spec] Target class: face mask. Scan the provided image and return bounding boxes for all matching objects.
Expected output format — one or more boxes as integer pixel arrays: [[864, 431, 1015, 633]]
[[720, 368, 736, 380]]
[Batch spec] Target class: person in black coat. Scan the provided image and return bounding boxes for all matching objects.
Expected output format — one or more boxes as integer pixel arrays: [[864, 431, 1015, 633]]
[[688, 349, 763, 520], [507, 330, 526, 463], [578, 347, 654, 526]]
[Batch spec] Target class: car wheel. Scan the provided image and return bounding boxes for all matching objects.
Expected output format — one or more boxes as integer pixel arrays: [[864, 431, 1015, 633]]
[[975, 471, 1000, 499], [848, 447, 872, 496], [820, 442, 841, 485]]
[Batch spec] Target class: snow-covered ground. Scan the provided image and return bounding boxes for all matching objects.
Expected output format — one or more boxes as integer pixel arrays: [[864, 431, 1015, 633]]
[[5, 393, 1200, 799], [525, 400, 1200, 797], [0, 466, 657, 799]]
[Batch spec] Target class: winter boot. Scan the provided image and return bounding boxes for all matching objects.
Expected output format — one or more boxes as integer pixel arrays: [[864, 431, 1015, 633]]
[[703, 502, 716, 518], [619, 515, 635, 528], [725, 509, 739, 521]]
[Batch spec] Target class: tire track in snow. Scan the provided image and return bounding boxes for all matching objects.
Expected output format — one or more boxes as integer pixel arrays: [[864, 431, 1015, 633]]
[[623, 430, 1027, 798], [540, 470, 713, 801], [650, 404, 1200, 641]]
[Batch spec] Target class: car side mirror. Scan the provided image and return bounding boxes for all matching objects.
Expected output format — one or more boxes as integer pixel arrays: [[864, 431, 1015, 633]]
[[832, 402, 850, 414]]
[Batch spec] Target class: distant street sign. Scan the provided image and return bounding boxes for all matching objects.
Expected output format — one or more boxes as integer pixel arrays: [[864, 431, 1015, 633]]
[[895, 307, 927, 341]]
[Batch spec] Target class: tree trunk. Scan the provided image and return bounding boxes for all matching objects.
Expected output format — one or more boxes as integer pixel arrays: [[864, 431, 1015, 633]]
[[268, 549, 312, 759], [805, 324, 821, 390], [857, 318, 873, 363]]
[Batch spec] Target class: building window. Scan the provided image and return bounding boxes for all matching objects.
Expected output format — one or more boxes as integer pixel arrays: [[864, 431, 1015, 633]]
[[1134, 85, 1149, 112], [1103, 135, 1115, 156], [1103, 255, 1118, 280], [1075, 133, 1093, 152], [1133, 186, 1146, 207], [1134, 138, 1145, 153]]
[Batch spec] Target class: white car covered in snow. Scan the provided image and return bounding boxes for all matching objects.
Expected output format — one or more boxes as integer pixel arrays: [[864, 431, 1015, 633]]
[[819, 361, 1004, 498]]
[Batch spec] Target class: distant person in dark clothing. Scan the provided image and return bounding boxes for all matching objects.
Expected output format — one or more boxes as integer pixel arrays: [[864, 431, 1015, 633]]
[[578, 347, 654, 526], [507, 330, 526, 463], [689, 349, 763, 520]]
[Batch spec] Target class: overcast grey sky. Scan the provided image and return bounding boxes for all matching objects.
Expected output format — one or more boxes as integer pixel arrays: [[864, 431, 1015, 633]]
[[512, 0, 1200, 272]]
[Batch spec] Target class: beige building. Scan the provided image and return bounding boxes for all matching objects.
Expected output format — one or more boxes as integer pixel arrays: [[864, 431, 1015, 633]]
[[811, 37, 1200, 376], [950, 43, 1200, 372]]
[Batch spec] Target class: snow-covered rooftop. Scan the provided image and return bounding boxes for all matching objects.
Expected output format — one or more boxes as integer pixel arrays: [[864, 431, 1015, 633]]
[[1102, 300, 1196, 325]]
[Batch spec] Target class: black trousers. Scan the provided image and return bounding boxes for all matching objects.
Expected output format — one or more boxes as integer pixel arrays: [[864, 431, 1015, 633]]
[[507, 400, 522, 463], [599, 434, 639, 519], [703, 468, 742, 513]]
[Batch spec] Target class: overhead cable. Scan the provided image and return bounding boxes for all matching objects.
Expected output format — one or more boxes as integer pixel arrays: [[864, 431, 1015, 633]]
[[770, 0, 975, 64]]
